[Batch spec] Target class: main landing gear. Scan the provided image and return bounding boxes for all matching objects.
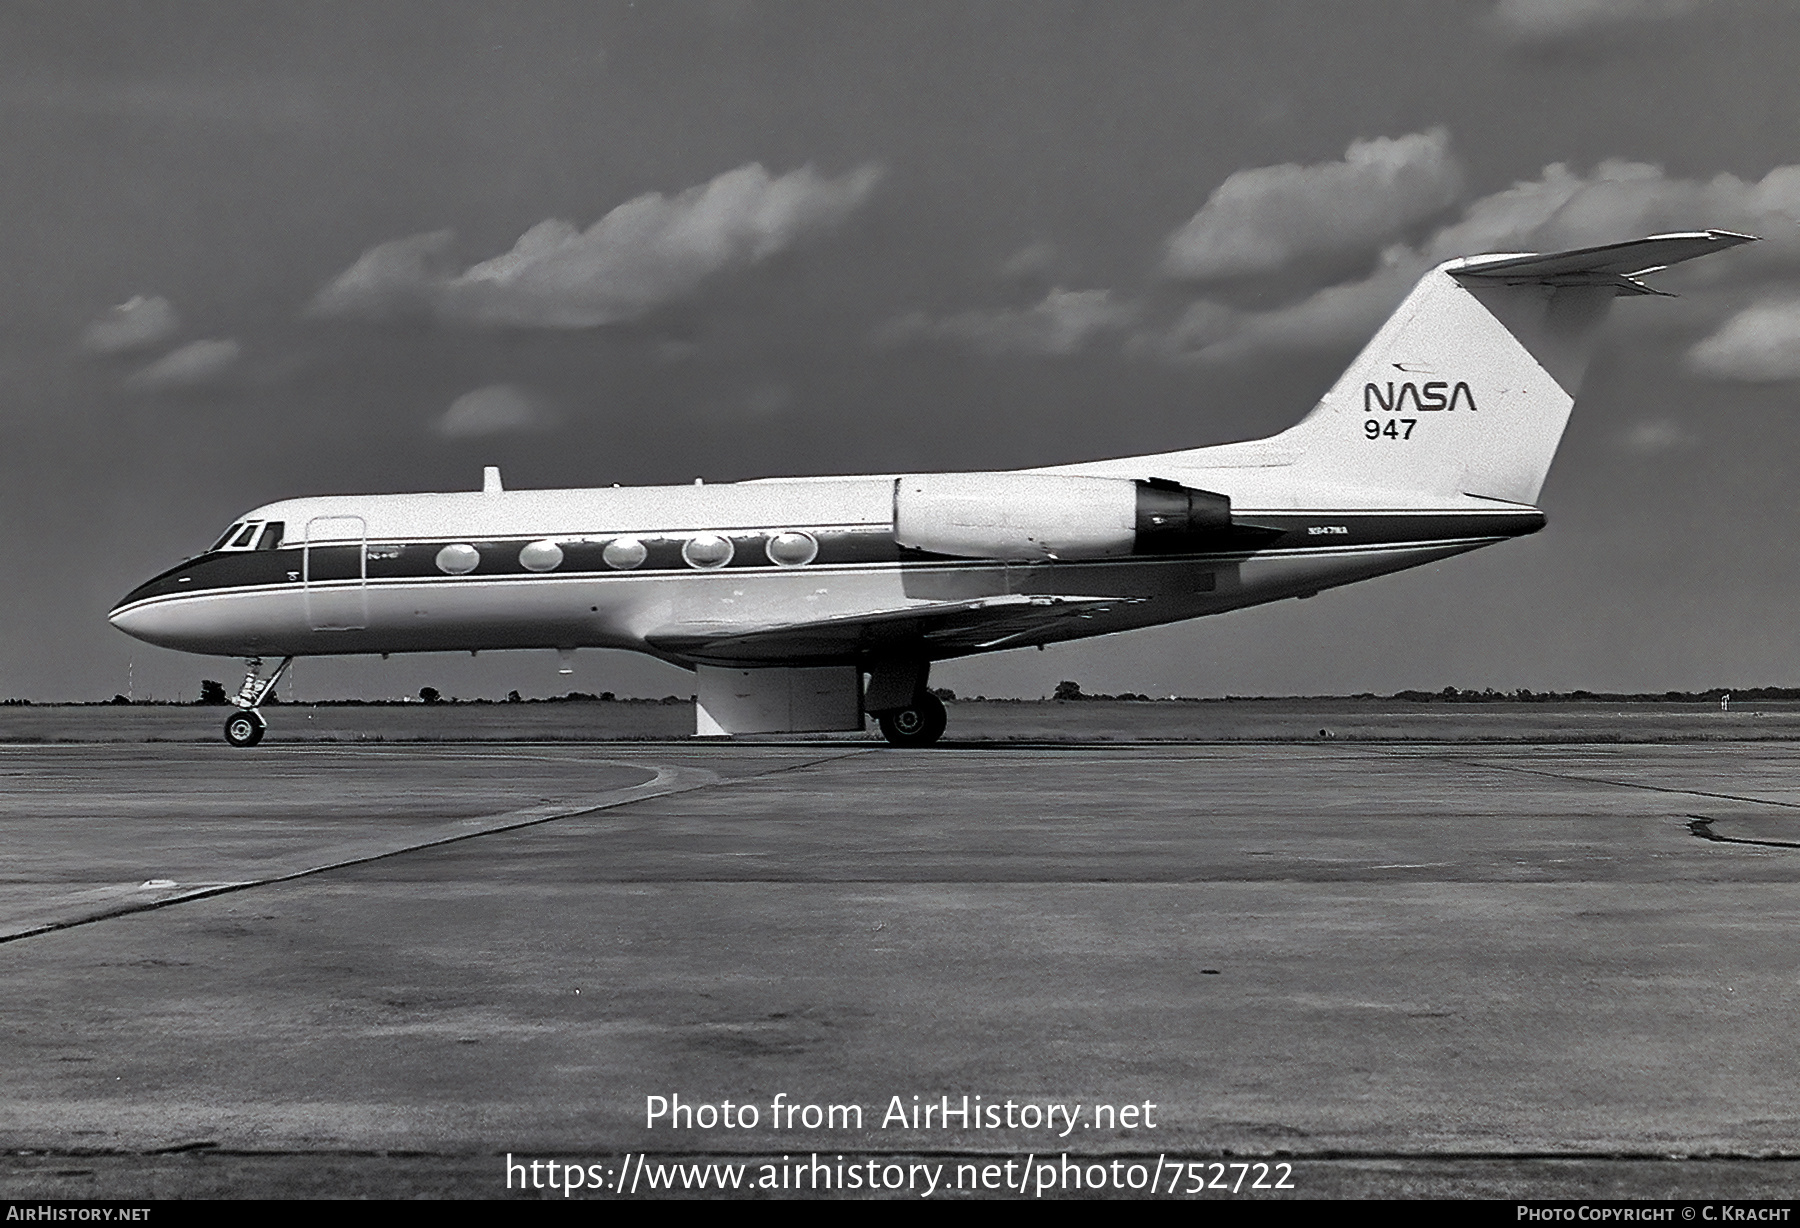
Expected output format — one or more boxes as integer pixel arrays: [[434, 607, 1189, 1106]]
[[865, 659, 949, 747], [876, 692, 947, 747], [223, 656, 291, 748]]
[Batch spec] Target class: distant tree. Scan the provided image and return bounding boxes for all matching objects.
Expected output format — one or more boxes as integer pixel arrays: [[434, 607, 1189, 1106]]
[[1053, 680, 1085, 701], [110, 694, 131, 705], [419, 686, 442, 705], [506, 690, 523, 703], [198, 680, 228, 706], [930, 687, 957, 701]]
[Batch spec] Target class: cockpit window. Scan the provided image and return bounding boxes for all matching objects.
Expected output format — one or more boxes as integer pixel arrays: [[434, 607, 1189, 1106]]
[[212, 519, 275, 552]]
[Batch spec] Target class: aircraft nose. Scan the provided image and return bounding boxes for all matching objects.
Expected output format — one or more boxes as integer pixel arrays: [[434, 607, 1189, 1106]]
[[110, 572, 161, 616], [109, 567, 281, 656], [109, 576, 205, 649], [108, 590, 168, 646]]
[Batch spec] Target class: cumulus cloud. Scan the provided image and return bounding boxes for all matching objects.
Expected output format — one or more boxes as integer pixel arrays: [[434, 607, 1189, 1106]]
[[1140, 256, 1421, 364], [124, 339, 241, 391], [311, 163, 883, 329], [870, 138, 1800, 371], [1685, 297, 1800, 381], [306, 230, 456, 321], [873, 288, 1138, 357], [434, 384, 560, 438], [1149, 156, 1800, 363], [1488, 0, 1700, 43], [79, 295, 180, 355], [1160, 129, 1463, 280], [1420, 159, 1800, 265]]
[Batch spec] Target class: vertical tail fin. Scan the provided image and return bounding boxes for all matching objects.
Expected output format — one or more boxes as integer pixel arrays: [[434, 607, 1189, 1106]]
[[1272, 231, 1754, 505]]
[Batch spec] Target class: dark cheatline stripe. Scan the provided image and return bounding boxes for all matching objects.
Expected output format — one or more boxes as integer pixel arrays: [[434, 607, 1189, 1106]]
[[111, 511, 1542, 611]]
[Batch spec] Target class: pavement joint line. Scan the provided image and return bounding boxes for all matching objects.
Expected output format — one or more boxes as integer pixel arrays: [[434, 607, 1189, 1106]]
[[0, 749, 874, 947], [1368, 747, 1800, 812]]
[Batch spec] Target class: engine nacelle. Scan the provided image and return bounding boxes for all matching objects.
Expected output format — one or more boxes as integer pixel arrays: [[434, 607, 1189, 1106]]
[[1133, 477, 1233, 552], [893, 473, 1235, 562]]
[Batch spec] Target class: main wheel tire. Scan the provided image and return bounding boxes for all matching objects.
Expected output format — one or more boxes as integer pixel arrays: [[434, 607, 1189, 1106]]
[[224, 709, 266, 748], [877, 692, 947, 747]]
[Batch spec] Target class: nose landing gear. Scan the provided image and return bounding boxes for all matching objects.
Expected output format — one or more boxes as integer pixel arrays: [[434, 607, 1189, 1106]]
[[224, 708, 266, 748], [223, 656, 292, 747]]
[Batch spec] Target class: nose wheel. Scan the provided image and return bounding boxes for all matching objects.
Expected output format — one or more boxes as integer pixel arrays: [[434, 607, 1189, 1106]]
[[223, 655, 291, 748], [224, 709, 266, 748]]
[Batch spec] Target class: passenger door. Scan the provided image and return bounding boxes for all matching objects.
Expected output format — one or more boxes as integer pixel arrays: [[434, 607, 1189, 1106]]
[[303, 515, 368, 631]]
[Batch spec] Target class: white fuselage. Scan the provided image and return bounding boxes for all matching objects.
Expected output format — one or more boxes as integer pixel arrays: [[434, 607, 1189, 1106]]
[[108, 468, 1537, 667]]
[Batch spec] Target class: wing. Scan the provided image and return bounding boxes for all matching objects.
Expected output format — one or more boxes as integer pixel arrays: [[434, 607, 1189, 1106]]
[[645, 593, 1146, 665]]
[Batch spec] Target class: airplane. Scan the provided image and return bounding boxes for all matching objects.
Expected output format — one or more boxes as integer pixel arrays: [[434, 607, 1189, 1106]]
[[109, 230, 1753, 748]]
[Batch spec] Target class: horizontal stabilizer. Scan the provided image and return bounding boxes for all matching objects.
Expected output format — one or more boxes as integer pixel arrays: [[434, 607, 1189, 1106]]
[[1449, 230, 1757, 296]]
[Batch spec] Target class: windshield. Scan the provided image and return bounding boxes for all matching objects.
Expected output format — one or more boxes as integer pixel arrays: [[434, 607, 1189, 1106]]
[[206, 519, 285, 553]]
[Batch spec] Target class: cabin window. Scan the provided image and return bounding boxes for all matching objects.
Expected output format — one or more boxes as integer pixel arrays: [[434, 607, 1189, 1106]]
[[519, 540, 564, 572], [766, 530, 819, 567], [255, 521, 285, 550], [603, 538, 647, 570], [682, 534, 734, 569], [435, 543, 481, 575]]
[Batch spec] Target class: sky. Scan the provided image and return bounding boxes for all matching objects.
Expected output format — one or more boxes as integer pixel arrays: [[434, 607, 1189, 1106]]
[[6, 0, 1800, 702]]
